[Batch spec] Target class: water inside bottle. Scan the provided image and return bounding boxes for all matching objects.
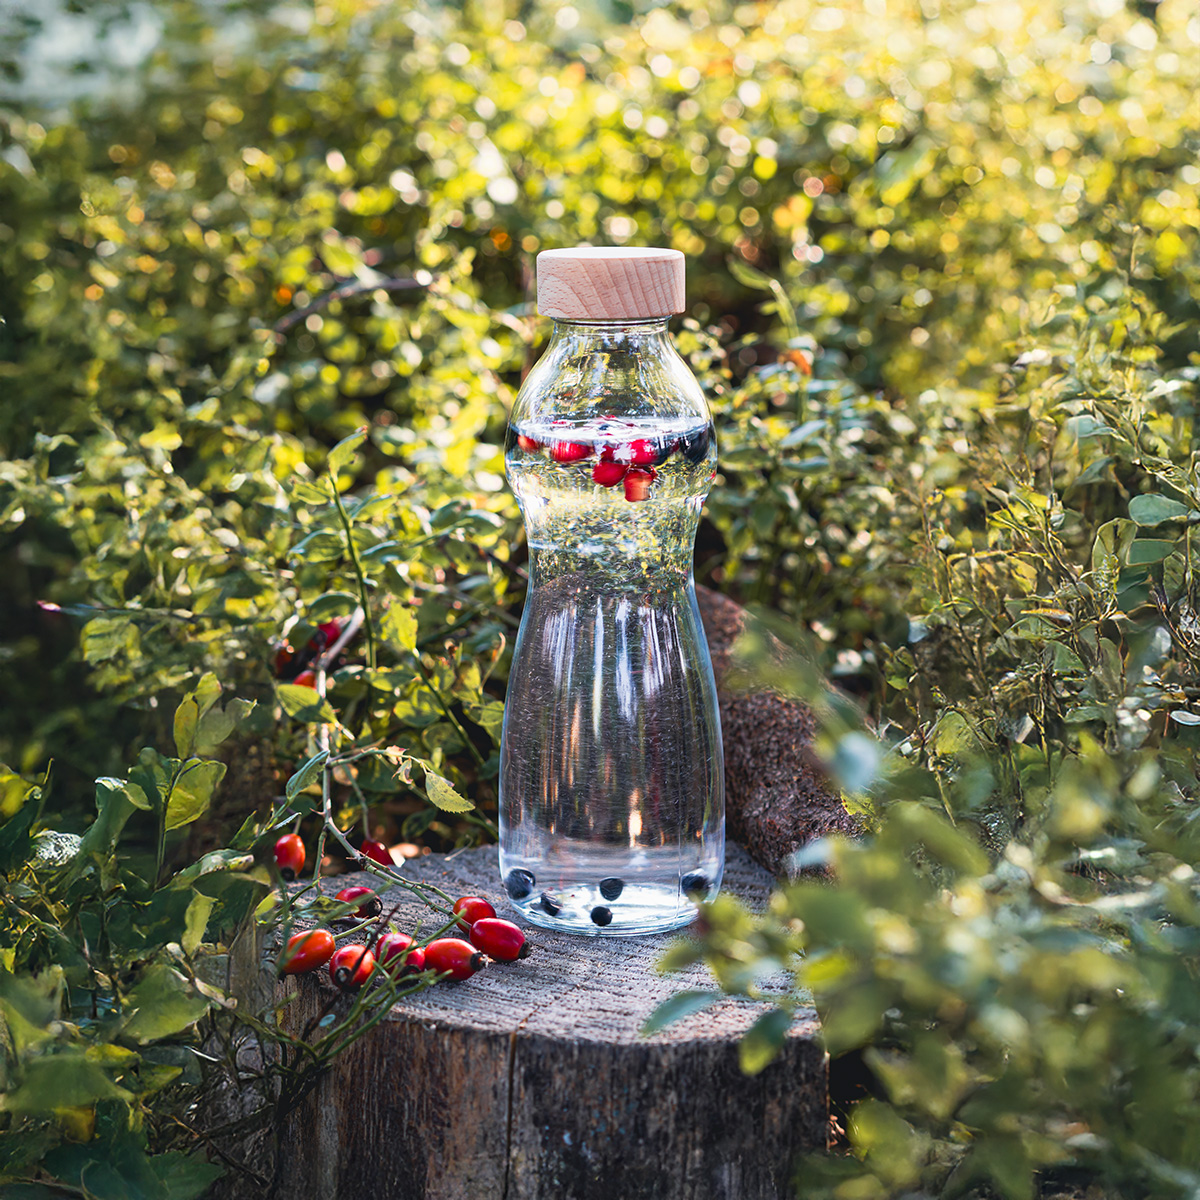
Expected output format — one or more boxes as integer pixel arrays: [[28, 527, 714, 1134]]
[[499, 413, 725, 935]]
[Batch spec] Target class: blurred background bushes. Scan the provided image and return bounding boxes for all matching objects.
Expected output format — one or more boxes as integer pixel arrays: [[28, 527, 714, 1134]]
[[3, 0, 1197, 783]]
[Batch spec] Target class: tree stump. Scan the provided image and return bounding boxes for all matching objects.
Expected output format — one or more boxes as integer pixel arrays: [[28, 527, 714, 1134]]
[[270, 843, 825, 1200]]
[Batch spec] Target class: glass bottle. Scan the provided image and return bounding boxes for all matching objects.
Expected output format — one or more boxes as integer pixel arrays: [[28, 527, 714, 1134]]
[[498, 247, 724, 935]]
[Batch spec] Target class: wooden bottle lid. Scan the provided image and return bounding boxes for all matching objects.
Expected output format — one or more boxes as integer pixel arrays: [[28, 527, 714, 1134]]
[[537, 246, 685, 321]]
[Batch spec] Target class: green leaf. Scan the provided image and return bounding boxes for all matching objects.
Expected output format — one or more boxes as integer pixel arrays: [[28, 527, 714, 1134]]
[[193, 697, 255, 758], [173, 673, 222, 758], [277, 683, 337, 724], [165, 760, 226, 831], [1128, 493, 1192, 526], [328, 426, 368, 476], [172, 848, 257, 887], [381, 604, 418, 653], [286, 750, 330, 800], [466, 700, 506, 745], [1, 1053, 133, 1113], [424, 768, 474, 813], [290, 528, 347, 563], [307, 591, 360, 622], [739, 1007, 792, 1075], [120, 964, 212, 1044], [1127, 539, 1175, 565], [288, 478, 334, 505], [80, 615, 139, 663], [640, 990, 721, 1036], [0, 764, 37, 821], [183, 892, 216, 955], [150, 1152, 225, 1200]]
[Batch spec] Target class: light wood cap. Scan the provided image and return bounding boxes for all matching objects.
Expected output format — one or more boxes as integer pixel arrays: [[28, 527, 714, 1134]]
[[537, 247, 685, 321]]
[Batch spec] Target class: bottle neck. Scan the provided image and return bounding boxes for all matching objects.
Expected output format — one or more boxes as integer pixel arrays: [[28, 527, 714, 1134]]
[[548, 317, 672, 355]]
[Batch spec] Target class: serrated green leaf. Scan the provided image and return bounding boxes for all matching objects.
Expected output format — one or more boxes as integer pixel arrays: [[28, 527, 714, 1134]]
[[286, 750, 330, 800], [328, 426, 368, 475], [640, 990, 721, 1036], [424, 769, 474, 813], [739, 1007, 793, 1075]]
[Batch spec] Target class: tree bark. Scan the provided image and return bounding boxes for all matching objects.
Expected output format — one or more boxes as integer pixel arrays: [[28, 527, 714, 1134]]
[[264, 843, 826, 1200]]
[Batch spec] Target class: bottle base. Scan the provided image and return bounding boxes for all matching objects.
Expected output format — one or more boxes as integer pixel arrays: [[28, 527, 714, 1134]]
[[508, 880, 705, 937]]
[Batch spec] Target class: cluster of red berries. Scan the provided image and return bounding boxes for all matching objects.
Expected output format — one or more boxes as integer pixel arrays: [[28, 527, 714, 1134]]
[[273, 617, 347, 688], [278, 888, 529, 991], [515, 422, 710, 503], [273, 833, 393, 882]]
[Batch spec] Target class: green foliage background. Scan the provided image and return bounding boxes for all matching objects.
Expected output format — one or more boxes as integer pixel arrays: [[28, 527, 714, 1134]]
[[2, 0, 1200, 1195]]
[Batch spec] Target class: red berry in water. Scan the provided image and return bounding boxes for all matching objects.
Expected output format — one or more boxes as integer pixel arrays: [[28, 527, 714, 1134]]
[[591, 906, 613, 927], [425, 937, 487, 981], [626, 438, 663, 466], [293, 669, 317, 689], [452, 895, 497, 932], [280, 928, 335, 975], [624, 467, 656, 502], [469, 918, 530, 961], [592, 459, 628, 488], [335, 886, 382, 918], [376, 931, 426, 976], [274, 833, 305, 882], [550, 440, 591, 464], [360, 839, 393, 866], [329, 945, 376, 989], [517, 434, 542, 452]]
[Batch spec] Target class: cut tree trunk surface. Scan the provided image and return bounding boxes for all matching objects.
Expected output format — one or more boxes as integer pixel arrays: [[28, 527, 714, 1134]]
[[269, 843, 825, 1200]]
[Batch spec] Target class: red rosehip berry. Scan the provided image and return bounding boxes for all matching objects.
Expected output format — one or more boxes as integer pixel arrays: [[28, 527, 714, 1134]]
[[469, 918, 530, 962], [517, 434, 542, 452], [360, 839, 393, 866], [452, 895, 497, 932], [626, 438, 664, 466], [280, 928, 335, 975], [624, 467, 657, 502], [273, 833, 305, 882], [376, 930, 426, 976], [317, 619, 343, 646], [335, 885, 382, 918], [592, 459, 628, 488], [549, 440, 591, 464], [293, 669, 317, 689], [424, 937, 487, 981], [329, 944, 377, 989]]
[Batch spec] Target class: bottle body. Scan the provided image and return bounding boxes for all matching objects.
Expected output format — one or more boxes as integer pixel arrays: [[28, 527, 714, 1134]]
[[499, 320, 724, 935]]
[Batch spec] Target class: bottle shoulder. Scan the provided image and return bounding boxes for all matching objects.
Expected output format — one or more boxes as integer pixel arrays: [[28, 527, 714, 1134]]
[[511, 329, 710, 428]]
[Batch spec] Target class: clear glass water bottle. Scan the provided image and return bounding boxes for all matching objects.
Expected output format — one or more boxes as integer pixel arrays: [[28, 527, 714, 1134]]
[[498, 247, 725, 935]]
